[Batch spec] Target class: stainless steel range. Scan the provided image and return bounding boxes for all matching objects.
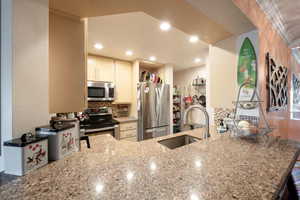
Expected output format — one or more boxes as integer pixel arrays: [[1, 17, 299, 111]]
[[80, 107, 119, 137]]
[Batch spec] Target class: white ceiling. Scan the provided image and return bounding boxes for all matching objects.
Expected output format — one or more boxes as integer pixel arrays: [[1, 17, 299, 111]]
[[185, 0, 255, 35], [88, 12, 209, 71]]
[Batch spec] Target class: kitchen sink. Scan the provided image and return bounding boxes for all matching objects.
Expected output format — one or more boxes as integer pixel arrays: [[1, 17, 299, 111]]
[[158, 135, 201, 149]]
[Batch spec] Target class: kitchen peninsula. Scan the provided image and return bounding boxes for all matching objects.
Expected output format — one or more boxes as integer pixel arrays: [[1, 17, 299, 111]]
[[0, 128, 299, 200]]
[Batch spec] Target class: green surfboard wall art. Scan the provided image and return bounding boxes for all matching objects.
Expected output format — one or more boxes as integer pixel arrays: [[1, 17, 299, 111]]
[[237, 37, 258, 100]]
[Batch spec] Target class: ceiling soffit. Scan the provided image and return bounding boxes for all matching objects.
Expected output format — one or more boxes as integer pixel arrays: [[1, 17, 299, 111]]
[[50, 0, 232, 44]]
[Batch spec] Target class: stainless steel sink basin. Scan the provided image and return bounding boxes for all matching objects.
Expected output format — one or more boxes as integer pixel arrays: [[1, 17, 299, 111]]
[[158, 135, 201, 149]]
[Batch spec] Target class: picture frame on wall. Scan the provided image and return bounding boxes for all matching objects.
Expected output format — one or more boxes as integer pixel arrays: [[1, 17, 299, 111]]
[[291, 73, 300, 120], [292, 73, 300, 110]]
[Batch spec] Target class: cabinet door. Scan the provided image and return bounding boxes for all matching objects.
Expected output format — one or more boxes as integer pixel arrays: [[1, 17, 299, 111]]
[[95, 57, 115, 82], [87, 57, 97, 81], [49, 12, 86, 113], [115, 61, 132, 103]]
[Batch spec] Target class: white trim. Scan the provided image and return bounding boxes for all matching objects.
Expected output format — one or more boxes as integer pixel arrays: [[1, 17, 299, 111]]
[[206, 44, 214, 125], [0, 0, 14, 172]]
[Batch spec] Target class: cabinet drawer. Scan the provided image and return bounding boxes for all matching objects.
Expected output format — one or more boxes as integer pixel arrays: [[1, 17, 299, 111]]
[[120, 129, 137, 139], [120, 122, 137, 131]]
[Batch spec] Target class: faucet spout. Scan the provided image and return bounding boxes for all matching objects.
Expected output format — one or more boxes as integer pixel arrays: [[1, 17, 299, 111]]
[[183, 105, 209, 139]]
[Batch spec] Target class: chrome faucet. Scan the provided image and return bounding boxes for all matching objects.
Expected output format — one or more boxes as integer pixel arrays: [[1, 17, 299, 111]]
[[183, 105, 210, 139]]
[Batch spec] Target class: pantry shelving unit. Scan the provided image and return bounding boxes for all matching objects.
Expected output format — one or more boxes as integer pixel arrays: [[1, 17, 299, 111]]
[[173, 94, 182, 133]]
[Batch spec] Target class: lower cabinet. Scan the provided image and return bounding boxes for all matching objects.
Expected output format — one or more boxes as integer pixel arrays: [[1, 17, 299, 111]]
[[119, 121, 137, 140]]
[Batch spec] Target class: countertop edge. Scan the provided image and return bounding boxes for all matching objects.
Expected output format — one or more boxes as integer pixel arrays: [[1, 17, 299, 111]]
[[114, 117, 138, 123], [273, 149, 300, 199]]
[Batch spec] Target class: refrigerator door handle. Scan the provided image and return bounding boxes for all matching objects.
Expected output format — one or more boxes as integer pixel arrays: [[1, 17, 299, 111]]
[[155, 87, 159, 123], [156, 86, 162, 124]]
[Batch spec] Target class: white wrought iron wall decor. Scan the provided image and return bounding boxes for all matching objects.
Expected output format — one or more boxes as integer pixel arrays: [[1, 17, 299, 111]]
[[266, 53, 288, 112]]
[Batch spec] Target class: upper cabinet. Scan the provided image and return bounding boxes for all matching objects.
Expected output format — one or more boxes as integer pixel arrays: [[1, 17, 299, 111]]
[[87, 57, 97, 81], [115, 60, 133, 103], [97, 57, 115, 82], [87, 56, 115, 82], [49, 11, 86, 113], [87, 55, 133, 103]]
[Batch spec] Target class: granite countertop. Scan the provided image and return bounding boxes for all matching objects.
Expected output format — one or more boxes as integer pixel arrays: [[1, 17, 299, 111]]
[[114, 117, 138, 123], [0, 128, 299, 200], [4, 135, 48, 147]]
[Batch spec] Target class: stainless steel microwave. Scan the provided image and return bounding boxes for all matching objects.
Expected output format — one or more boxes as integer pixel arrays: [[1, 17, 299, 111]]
[[87, 81, 115, 101]]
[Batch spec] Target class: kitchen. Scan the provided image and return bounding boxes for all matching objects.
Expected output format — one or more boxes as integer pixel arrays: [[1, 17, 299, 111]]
[[1, 0, 300, 199], [71, 11, 210, 143]]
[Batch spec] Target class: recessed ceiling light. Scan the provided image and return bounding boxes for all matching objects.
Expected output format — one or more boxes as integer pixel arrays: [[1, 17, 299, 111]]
[[194, 58, 202, 63], [160, 22, 171, 31], [189, 35, 199, 43], [149, 56, 157, 61], [94, 43, 103, 50], [126, 50, 133, 56]]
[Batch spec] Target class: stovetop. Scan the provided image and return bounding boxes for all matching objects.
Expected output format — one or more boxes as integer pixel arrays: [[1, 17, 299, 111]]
[[80, 109, 119, 130], [80, 119, 119, 130]]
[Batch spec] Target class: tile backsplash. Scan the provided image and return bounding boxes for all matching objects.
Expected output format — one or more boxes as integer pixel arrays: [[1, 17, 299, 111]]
[[88, 102, 130, 118], [88, 102, 112, 108], [213, 108, 234, 126]]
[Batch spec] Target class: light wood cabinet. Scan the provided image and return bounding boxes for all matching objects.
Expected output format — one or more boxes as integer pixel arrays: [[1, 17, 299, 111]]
[[49, 11, 86, 113], [87, 56, 133, 104], [87, 56, 115, 82], [119, 121, 137, 140], [87, 57, 97, 81], [115, 60, 132, 103], [120, 122, 137, 131], [96, 57, 115, 82]]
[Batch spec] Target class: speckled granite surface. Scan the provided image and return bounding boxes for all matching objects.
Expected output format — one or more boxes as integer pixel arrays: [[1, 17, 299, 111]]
[[0, 128, 299, 200], [114, 117, 138, 123]]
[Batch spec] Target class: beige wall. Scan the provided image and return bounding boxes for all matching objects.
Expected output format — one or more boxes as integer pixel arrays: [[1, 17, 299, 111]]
[[1, 0, 50, 171], [49, 11, 86, 113], [208, 35, 238, 109], [174, 65, 207, 96], [13, 0, 50, 137]]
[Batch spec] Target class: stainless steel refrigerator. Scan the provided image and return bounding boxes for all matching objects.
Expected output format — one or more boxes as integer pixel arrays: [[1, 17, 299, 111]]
[[138, 82, 170, 141]]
